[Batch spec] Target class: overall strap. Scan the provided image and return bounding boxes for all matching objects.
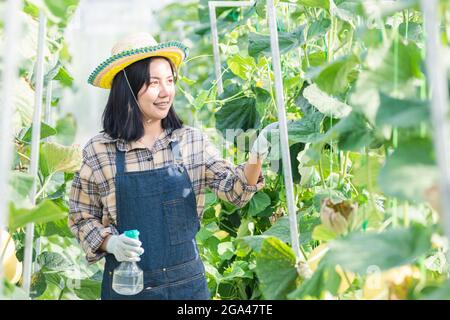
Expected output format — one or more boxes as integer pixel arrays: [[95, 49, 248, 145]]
[[170, 140, 182, 163], [116, 149, 126, 174]]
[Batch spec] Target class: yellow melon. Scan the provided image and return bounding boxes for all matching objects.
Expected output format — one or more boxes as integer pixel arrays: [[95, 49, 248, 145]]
[[1, 230, 23, 284], [3, 255, 22, 284], [0, 230, 15, 261]]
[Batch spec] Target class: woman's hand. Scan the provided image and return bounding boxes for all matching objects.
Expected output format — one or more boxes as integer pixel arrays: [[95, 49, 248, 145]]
[[251, 121, 294, 160], [104, 233, 145, 262]]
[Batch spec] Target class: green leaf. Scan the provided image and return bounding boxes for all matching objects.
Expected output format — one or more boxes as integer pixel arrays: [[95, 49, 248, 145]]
[[44, 0, 79, 23], [364, 40, 422, 93], [248, 25, 306, 58], [297, 0, 330, 10], [53, 65, 74, 87], [20, 122, 57, 143], [9, 172, 34, 200], [308, 55, 360, 95], [248, 192, 271, 216], [54, 113, 77, 145], [217, 242, 235, 261], [306, 19, 331, 41], [36, 219, 74, 238], [421, 280, 450, 300], [215, 96, 260, 137], [227, 54, 256, 80], [30, 271, 47, 299], [264, 211, 321, 245], [73, 278, 102, 300], [37, 251, 72, 272], [287, 112, 325, 144], [325, 112, 374, 151], [192, 90, 209, 110], [378, 137, 438, 202], [236, 235, 270, 253], [312, 224, 338, 241], [39, 142, 82, 178], [255, 237, 298, 299], [9, 199, 68, 231], [375, 93, 430, 128], [303, 84, 352, 119], [323, 224, 433, 274]]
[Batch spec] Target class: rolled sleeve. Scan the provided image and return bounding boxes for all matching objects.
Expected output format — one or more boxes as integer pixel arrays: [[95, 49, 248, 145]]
[[68, 160, 118, 264], [203, 133, 265, 208]]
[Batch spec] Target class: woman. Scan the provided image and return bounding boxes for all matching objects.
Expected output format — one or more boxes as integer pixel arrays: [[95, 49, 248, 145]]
[[68, 32, 272, 300]]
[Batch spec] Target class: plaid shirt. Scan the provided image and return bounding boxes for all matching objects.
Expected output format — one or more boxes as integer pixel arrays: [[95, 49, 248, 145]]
[[68, 125, 265, 264]]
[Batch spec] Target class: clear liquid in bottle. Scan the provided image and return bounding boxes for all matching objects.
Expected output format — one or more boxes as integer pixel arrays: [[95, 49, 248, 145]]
[[112, 262, 144, 295]]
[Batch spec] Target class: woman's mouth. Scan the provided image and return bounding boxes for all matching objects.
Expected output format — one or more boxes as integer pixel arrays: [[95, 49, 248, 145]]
[[154, 102, 170, 109]]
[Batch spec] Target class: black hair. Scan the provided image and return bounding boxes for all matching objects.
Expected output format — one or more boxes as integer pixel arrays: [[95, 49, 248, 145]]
[[101, 56, 183, 141]]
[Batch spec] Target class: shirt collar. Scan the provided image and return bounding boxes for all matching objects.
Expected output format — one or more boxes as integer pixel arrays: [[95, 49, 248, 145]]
[[98, 128, 177, 152]]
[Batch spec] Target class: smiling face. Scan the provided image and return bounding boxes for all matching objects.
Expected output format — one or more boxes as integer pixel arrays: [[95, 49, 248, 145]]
[[137, 57, 176, 123]]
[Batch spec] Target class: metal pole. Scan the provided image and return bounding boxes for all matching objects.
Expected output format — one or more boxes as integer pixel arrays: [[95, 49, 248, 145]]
[[32, 80, 53, 275], [208, 1, 255, 95], [22, 11, 47, 298], [420, 0, 450, 264], [266, 0, 305, 265], [0, 0, 22, 299]]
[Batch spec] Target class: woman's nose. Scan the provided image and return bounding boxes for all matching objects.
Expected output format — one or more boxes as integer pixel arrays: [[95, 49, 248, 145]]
[[158, 83, 169, 97]]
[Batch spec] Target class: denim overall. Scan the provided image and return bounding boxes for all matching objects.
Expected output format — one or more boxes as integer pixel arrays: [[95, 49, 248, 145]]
[[101, 139, 210, 300]]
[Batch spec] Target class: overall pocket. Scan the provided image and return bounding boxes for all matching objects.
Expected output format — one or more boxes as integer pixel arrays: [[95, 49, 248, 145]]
[[163, 198, 199, 245]]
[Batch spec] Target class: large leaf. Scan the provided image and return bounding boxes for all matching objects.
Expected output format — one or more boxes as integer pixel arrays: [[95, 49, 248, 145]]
[[30, 271, 47, 299], [215, 96, 260, 138], [9, 172, 34, 200], [19, 122, 57, 143], [322, 224, 433, 274], [264, 211, 321, 245], [248, 192, 271, 216], [378, 137, 438, 202], [53, 65, 74, 87], [287, 112, 325, 144], [308, 55, 360, 95], [248, 25, 306, 58], [375, 93, 430, 128], [37, 251, 72, 272], [303, 84, 352, 119], [43, 0, 79, 25], [364, 40, 422, 93], [297, 0, 329, 10], [39, 142, 82, 178], [324, 112, 374, 151], [9, 199, 67, 231], [255, 237, 299, 299], [226, 54, 256, 80], [54, 113, 77, 146], [73, 277, 102, 300], [306, 19, 331, 41]]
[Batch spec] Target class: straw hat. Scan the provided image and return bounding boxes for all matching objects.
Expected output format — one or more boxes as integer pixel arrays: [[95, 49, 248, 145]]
[[88, 32, 189, 89]]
